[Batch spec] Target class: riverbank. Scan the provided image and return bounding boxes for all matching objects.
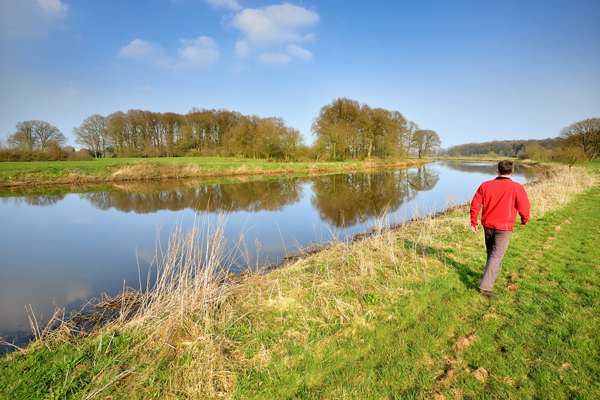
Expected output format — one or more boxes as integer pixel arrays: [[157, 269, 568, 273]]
[[0, 157, 430, 188], [1, 162, 598, 399]]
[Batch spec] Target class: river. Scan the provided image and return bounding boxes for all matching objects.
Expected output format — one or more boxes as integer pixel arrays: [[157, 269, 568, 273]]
[[0, 161, 535, 352]]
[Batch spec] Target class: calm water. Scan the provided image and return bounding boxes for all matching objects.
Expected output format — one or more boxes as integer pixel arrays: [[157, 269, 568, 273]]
[[0, 161, 534, 352]]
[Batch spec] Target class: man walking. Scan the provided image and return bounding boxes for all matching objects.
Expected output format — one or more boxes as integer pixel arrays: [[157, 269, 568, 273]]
[[470, 160, 531, 297]]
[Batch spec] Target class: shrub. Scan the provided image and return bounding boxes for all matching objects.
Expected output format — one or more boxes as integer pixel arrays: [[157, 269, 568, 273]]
[[46, 142, 69, 161], [66, 149, 94, 161], [185, 148, 203, 157], [0, 149, 53, 162]]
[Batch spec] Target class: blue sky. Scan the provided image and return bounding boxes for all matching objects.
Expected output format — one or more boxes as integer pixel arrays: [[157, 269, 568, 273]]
[[1, 0, 598, 148]]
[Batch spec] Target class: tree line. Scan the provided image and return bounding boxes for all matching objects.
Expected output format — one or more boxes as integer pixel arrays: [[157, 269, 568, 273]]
[[440, 138, 560, 158], [559, 118, 600, 161], [440, 117, 600, 165], [311, 98, 440, 160], [73, 108, 305, 160], [2, 98, 443, 161]]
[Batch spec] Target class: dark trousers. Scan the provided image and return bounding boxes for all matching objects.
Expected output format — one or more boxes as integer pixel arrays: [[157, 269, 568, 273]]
[[479, 227, 512, 291]]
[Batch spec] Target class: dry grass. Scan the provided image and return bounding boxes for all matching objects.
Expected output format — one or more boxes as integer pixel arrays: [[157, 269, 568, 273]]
[[25, 215, 246, 398], [524, 165, 597, 218], [307, 163, 329, 174], [118, 215, 245, 397]]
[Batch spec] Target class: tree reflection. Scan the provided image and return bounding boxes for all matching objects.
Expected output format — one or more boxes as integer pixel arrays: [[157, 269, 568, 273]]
[[80, 178, 304, 214], [439, 161, 536, 178], [407, 165, 440, 192], [3, 194, 67, 207], [310, 166, 440, 228]]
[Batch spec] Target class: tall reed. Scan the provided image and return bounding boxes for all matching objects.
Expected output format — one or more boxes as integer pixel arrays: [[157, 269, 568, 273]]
[[120, 214, 243, 397]]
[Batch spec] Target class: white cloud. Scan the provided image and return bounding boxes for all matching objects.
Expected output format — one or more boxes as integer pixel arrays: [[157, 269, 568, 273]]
[[232, 2, 319, 58], [177, 36, 220, 68], [234, 40, 250, 58], [256, 52, 292, 65], [204, 0, 241, 11], [37, 0, 69, 16], [256, 44, 312, 65], [119, 39, 170, 68], [1, 0, 69, 37], [119, 37, 220, 70], [286, 44, 312, 60]]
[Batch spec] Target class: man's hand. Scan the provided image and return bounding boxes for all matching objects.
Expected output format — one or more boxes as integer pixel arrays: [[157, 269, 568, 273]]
[[471, 225, 478, 234]]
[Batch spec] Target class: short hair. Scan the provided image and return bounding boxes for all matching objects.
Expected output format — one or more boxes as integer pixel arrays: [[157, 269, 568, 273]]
[[498, 160, 514, 175]]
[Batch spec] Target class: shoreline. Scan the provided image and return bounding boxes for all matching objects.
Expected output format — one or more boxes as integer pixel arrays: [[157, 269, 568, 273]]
[[0, 157, 431, 189]]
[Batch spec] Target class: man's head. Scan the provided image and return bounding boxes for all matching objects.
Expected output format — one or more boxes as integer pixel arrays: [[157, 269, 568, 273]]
[[497, 160, 514, 176]]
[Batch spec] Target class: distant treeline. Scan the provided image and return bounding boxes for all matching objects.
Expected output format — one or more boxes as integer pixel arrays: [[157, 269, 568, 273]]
[[440, 138, 560, 159], [1, 98, 443, 162]]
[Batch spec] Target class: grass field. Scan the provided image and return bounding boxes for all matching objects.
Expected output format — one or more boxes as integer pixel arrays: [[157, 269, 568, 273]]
[[0, 157, 428, 188], [0, 161, 598, 399]]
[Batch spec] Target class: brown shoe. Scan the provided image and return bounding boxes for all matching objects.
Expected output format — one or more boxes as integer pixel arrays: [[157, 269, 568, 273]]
[[479, 289, 499, 297]]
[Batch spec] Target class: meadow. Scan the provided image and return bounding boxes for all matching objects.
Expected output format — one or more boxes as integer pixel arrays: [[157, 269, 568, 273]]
[[0, 161, 598, 399]]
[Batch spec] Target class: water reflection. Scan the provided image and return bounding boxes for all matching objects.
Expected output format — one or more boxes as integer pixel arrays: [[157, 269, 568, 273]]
[[2, 194, 66, 207], [1, 166, 441, 226], [440, 161, 536, 178], [80, 179, 304, 214], [311, 166, 439, 227]]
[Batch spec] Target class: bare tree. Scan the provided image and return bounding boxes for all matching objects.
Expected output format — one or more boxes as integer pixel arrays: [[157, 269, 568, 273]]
[[559, 118, 600, 161], [312, 98, 360, 159], [390, 111, 409, 157], [362, 105, 394, 158], [280, 126, 304, 161], [411, 129, 441, 158], [32, 120, 66, 150], [406, 121, 421, 157], [73, 114, 107, 157], [8, 120, 38, 151]]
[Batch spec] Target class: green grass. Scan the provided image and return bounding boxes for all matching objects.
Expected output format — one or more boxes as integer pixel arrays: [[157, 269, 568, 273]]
[[0, 157, 426, 187], [1, 162, 598, 399], [0, 157, 293, 182], [230, 173, 600, 399]]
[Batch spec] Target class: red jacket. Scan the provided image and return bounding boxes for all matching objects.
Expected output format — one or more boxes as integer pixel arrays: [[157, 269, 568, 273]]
[[470, 177, 530, 231]]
